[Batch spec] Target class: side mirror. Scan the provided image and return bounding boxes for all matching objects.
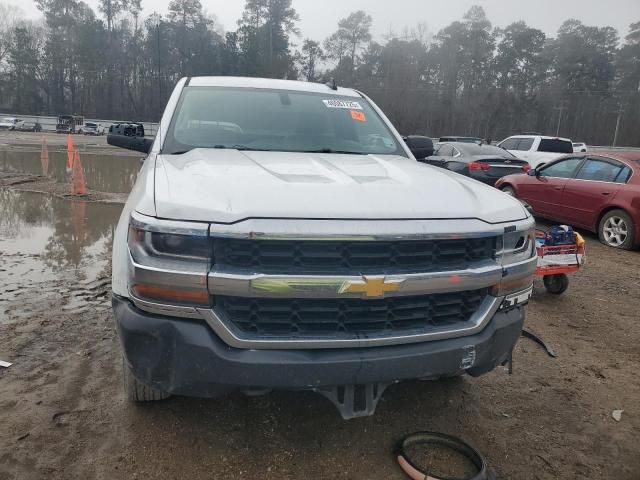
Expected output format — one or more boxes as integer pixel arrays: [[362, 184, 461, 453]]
[[404, 135, 434, 160], [527, 168, 537, 176], [107, 122, 152, 154]]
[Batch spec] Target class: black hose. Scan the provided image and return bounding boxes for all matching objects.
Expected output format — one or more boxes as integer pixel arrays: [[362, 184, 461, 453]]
[[396, 431, 490, 480]]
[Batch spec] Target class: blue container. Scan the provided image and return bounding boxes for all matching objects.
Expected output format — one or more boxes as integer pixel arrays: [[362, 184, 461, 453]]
[[546, 226, 575, 246]]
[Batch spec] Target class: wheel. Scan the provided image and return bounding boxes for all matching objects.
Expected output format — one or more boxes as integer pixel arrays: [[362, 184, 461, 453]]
[[501, 185, 516, 197], [599, 209, 635, 250], [543, 274, 569, 294], [123, 358, 170, 402]]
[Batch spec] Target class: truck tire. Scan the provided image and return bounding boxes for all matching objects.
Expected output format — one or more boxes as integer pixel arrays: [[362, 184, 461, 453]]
[[500, 185, 516, 197], [598, 209, 635, 250], [543, 274, 569, 294], [123, 359, 170, 402]]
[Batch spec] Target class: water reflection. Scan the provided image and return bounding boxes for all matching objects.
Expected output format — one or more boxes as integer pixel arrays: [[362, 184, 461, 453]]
[[0, 149, 140, 193], [0, 190, 122, 317]]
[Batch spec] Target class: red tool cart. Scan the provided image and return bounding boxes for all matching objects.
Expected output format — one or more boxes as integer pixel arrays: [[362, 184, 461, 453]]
[[535, 228, 586, 294]]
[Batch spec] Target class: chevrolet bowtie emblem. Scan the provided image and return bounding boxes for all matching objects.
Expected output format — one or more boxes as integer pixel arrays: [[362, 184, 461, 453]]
[[339, 276, 404, 298]]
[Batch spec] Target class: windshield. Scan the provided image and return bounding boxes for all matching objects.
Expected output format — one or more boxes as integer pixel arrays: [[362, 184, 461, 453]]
[[163, 87, 406, 156]]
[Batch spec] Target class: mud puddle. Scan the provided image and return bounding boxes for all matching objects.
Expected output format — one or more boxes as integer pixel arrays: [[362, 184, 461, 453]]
[[0, 148, 140, 193], [0, 190, 122, 323]]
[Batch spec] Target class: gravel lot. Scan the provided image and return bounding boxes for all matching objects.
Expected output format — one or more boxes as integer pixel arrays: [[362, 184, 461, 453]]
[[1, 131, 638, 479]]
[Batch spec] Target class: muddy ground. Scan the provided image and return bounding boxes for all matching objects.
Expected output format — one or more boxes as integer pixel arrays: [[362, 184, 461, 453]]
[[0, 131, 639, 479]]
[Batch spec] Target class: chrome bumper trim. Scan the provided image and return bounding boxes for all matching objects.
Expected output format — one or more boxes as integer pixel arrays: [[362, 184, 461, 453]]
[[195, 295, 502, 349], [130, 255, 207, 289], [129, 295, 202, 319], [502, 255, 538, 283], [207, 260, 503, 299], [208, 217, 533, 240]]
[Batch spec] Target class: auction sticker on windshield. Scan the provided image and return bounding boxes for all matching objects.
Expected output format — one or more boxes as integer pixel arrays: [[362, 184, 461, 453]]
[[350, 111, 366, 122], [323, 99, 363, 109]]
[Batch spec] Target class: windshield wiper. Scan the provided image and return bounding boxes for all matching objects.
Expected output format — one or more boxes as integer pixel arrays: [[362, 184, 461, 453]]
[[167, 145, 272, 155], [300, 148, 366, 155], [215, 145, 273, 151]]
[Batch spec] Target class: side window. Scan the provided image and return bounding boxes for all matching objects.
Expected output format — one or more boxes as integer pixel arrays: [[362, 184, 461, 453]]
[[499, 138, 519, 150], [538, 139, 573, 154], [514, 138, 534, 151], [539, 158, 582, 179], [576, 158, 626, 183], [436, 145, 454, 156], [615, 167, 632, 184]]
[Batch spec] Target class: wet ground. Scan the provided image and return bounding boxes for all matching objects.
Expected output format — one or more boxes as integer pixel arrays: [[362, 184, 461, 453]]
[[0, 131, 639, 479]]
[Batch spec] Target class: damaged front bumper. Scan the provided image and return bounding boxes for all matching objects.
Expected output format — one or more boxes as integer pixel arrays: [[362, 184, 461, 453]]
[[113, 293, 526, 419]]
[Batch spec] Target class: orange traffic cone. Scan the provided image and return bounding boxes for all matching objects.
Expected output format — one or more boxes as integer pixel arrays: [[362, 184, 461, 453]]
[[66, 133, 74, 172], [72, 149, 86, 195], [40, 137, 49, 176]]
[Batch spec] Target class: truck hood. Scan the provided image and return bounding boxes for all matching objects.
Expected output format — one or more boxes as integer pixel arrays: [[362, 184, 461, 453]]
[[153, 149, 527, 224]]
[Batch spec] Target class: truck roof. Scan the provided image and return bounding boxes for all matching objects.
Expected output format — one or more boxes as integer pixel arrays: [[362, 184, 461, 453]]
[[187, 76, 361, 98], [508, 134, 572, 142]]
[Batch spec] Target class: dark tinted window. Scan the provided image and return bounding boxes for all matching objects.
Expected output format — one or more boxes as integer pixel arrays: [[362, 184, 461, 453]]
[[514, 138, 534, 151], [499, 138, 519, 150], [439, 137, 482, 143], [576, 158, 629, 183], [538, 139, 573, 154], [436, 144, 455, 156], [539, 158, 582, 178], [617, 167, 632, 183], [461, 144, 516, 157]]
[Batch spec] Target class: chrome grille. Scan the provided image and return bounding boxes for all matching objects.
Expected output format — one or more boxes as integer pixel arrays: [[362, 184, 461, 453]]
[[212, 237, 495, 274], [213, 289, 487, 338]]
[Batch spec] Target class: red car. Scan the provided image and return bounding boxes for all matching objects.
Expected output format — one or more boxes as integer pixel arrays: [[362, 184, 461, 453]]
[[495, 151, 640, 249]]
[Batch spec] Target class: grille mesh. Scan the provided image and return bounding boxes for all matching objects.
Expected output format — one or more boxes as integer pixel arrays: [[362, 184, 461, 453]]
[[212, 237, 495, 274], [214, 289, 487, 337]]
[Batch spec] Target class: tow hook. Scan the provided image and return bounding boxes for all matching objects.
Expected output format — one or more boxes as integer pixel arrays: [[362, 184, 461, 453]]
[[315, 382, 391, 420]]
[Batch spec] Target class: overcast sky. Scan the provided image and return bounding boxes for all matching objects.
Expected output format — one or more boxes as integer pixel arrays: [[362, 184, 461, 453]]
[[11, 0, 640, 42]]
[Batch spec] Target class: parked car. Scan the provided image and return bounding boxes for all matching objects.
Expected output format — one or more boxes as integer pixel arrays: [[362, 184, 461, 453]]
[[439, 136, 484, 143], [106, 76, 536, 419], [0, 117, 20, 130], [572, 142, 587, 153], [79, 122, 105, 135], [15, 120, 42, 132], [497, 135, 573, 168], [109, 122, 145, 137], [56, 114, 84, 133], [496, 151, 640, 249], [423, 141, 530, 186]]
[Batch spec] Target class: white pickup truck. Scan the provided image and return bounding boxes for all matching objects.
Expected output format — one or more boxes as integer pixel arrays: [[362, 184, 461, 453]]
[[107, 76, 536, 418], [497, 135, 574, 168]]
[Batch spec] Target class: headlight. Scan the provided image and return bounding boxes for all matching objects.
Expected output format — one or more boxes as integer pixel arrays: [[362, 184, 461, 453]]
[[127, 212, 210, 306], [492, 224, 537, 297]]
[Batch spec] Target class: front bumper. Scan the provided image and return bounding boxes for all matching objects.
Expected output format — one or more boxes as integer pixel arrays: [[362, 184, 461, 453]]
[[113, 294, 525, 397]]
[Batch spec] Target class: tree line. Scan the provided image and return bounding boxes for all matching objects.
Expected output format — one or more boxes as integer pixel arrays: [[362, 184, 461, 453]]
[[0, 1, 639, 146]]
